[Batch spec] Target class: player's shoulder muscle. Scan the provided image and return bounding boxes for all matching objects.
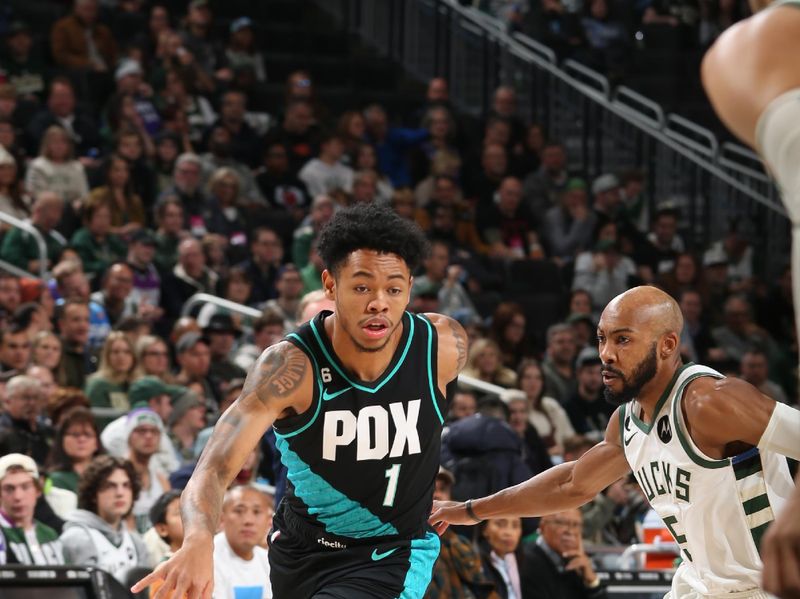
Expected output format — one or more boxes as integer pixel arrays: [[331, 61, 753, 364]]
[[425, 312, 468, 378], [239, 340, 313, 416]]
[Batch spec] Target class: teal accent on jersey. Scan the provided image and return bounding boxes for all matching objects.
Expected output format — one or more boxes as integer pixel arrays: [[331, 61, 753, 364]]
[[275, 435, 399, 538], [309, 312, 415, 393], [397, 531, 440, 599], [276, 333, 323, 439], [419, 315, 444, 424]]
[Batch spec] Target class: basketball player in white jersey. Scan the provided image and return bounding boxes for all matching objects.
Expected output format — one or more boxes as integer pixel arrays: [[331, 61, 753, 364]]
[[430, 286, 800, 599], [702, 4, 800, 596]]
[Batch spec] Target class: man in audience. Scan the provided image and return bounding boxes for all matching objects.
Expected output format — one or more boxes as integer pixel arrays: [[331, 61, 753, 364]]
[[154, 198, 186, 273], [50, 0, 117, 74], [564, 347, 613, 442], [233, 311, 285, 372], [523, 141, 570, 219], [0, 453, 64, 564], [174, 332, 218, 406], [60, 455, 149, 582], [240, 227, 284, 305], [740, 347, 789, 404], [0, 191, 66, 273], [127, 229, 163, 318], [541, 323, 578, 403], [0, 324, 31, 375], [448, 388, 479, 423], [263, 99, 319, 176], [90, 262, 137, 328], [202, 313, 246, 384], [522, 509, 605, 598], [213, 90, 262, 169], [101, 376, 183, 475], [167, 389, 208, 466], [364, 102, 428, 187], [162, 238, 219, 320], [0, 272, 22, 324], [411, 240, 477, 320], [543, 179, 597, 264], [56, 299, 94, 389], [261, 264, 304, 332], [212, 485, 273, 599], [159, 153, 212, 235], [298, 132, 354, 197], [126, 408, 171, 532], [0, 375, 51, 463], [712, 294, 782, 365]]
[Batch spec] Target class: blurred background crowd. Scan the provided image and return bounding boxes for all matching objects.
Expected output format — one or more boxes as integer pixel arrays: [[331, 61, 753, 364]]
[[0, 0, 795, 597]]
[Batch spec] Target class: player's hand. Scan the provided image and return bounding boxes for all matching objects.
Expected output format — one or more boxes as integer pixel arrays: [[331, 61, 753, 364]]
[[761, 488, 800, 599], [131, 535, 214, 599], [428, 500, 472, 535]]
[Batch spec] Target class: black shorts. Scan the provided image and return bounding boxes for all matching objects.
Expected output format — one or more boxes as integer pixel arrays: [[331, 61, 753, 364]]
[[268, 504, 440, 599]]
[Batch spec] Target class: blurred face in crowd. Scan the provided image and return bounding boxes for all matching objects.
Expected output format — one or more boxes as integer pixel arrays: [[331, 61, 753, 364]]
[[507, 398, 529, 436], [226, 276, 252, 304], [497, 177, 522, 215], [433, 177, 457, 206], [364, 107, 388, 139], [483, 517, 522, 557], [74, 0, 99, 23], [476, 344, 500, 377], [519, 362, 544, 400], [0, 162, 17, 188], [653, 214, 678, 247], [251, 230, 283, 265], [155, 496, 184, 549], [311, 197, 334, 227], [577, 363, 603, 397], [0, 121, 15, 149], [207, 330, 235, 360], [63, 421, 98, 463], [493, 87, 516, 117], [541, 510, 583, 556], [149, 5, 169, 34], [33, 333, 62, 369], [264, 144, 289, 173], [157, 137, 179, 165], [254, 322, 285, 351], [482, 144, 507, 178], [60, 303, 90, 347], [352, 172, 377, 203], [129, 423, 161, 457], [346, 113, 366, 139], [548, 329, 577, 365], [541, 145, 566, 173], [88, 203, 112, 237], [60, 271, 90, 301], [432, 475, 452, 502], [33, 193, 64, 231], [320, 136, 344, 163], [117, 134, 142, 162], [0, 469, 39, 529], [674, 254, 696, 285], [221, 92, 246, 124], [129, 239, 156, 267], [0, 276, 21, 313], [160, 202, 184, 234], [222, 487, 273, 559], [175, 160, 201, 194], [427, 108, 450, 141], [108, 158, 130, 188], [108, 338, 135, 375], [179, 239, 205, 278], [7, 30, 33, 58], [679, 290, 702, 323], [1, 330, 31, 371], [140, 340, 170, 377], [562, 186, 587, 211], [484, 120, 510, 147], [526, 124, 545, 152], [424, 243, 449, 280], [740, 351, 769, 386], [724, 297, 751, 333], [178, 341, 211, 378], [284, 102, 313, 134], [26, 365, 56, 402], [96, 468, 133, 524], [355, 144, 377, 170], [427, 78, 449, 103], [5, 384, 42, 422], [590, 0, 609, 19], [49, 82, 76, 118], [277, 268, 304, 301], [504, 313, 526, 346]]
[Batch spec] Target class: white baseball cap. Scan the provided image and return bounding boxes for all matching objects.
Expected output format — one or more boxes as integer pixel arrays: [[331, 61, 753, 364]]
[[0, 453, 39, 482]]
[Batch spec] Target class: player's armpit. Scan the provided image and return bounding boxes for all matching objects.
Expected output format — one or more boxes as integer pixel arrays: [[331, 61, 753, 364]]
[[426, 313, 468, 383], [182, 341, 312, 539], [681, 376, 777, 455]]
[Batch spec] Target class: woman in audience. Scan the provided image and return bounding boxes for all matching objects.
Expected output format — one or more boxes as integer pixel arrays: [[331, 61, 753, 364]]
[[206, 168, 248, 262], [462, 338, 518, 388], [337, 110, 367, 161], [87, 154, 146, 239], [32, 330, 63, 375], [25, 125, 89, 234], [516, 358, 575, 460], [411, 105, 458, 183], [489, 302, 531, 371], [85, 331, 138, 412], [657, 251, 709, 305], [135, 334, 175, 382], [354, 143, 394, 203], [70, 195, 127, 283], [46, 407, 105, 493], [477, 517, 526, 599]]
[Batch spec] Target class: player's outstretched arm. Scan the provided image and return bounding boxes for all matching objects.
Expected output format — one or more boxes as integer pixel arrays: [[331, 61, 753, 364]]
[[132, 341, 312, 599], [429, 408, 630, 533], [762, 471, 800, 599], [681, 377, 800, 461]]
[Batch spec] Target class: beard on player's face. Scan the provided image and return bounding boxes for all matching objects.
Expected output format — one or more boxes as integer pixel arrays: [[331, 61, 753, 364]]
[[603, 341, 659, 406]]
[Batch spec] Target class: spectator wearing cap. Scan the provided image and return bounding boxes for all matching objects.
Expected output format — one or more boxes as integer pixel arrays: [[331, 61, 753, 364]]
[[112, 59, 161, 136], [0, 190, 66, 273], [168, 389, 208, 465], [142, 489, 183, 566], [70, 195, 127, 282], [522, 141, 571, 219], [0, 453, 64, 565], [158, 153, 213, 235], [225, 17, 267, 83], [3, 21, 48, 103], [261, 264, 304, 332], [60, 455, 149, 581], [563, 348, 613, 442], [590, 173, 622, 227], [542, 179, 597, 263], [101, 376, 183, 475], [161, 237, 220, 321], [50, 0, 117, 72], [202, 313, 247, 383], [424, 467, 498, 599], [0, 145, 29, 222], [175, 332, 219, 406], [0, 375, 52, 465], [90, 263, 138, 328], [125, 408, 171, 532], [572, 235, 637, 317], [26, 78, 102, 158]]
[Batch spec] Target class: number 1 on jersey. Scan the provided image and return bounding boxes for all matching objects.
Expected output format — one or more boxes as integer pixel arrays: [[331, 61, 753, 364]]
[[383, 464, 401, 507]]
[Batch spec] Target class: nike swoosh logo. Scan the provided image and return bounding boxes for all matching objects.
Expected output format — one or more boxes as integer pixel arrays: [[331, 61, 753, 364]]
[[322, 386, 353, 401], [371, 548, 398, 561], [624, 433, 637, 446]]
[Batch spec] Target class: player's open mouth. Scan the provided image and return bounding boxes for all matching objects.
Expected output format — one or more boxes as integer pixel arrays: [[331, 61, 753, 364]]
[[601, 371, 618, 383], [363, 321, 389, 339]]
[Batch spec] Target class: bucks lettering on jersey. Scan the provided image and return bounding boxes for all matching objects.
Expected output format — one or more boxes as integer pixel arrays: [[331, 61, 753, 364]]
[[620, 363, 795, 595], [274, 311, 450, 540]]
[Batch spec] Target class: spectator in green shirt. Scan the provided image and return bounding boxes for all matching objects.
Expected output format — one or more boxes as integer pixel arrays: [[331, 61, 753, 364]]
[[84, 331, 137, 413], [0, 190, 66, 274], [70, 195, 127, 284]]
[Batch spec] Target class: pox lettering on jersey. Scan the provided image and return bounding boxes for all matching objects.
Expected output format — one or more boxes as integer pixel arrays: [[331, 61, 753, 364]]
[[322, 399, 422, 461]]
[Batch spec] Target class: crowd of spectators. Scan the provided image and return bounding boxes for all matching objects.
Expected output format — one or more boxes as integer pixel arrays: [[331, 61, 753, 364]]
[[0, 1, 796, 597]]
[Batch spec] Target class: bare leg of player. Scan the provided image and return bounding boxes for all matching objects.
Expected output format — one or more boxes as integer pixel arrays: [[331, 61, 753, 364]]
[[703, 6, 800, 597]]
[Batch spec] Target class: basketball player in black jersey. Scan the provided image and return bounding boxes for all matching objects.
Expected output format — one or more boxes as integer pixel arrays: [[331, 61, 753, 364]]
[[134, 203, 469, 599]]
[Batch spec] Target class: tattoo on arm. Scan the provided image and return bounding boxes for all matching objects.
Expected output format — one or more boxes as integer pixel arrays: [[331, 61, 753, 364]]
[[448, 318, 468, 373], [242, 343, 309, 404]]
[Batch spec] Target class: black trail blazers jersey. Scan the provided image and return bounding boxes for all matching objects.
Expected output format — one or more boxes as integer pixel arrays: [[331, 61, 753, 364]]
[[274, 310, 450, 541]]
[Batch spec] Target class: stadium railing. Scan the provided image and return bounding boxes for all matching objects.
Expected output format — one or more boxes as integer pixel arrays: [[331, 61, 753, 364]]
[[0, 212, 50, 280], [315, 0, 788, 278]]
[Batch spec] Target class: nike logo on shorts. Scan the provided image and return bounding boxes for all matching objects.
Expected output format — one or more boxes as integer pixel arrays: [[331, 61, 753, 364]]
[[371, 547, 398, 561]]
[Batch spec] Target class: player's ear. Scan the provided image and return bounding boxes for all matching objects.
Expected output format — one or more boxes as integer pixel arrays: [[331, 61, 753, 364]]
[[321, 269, 335, 299], [660, 332, 679, 359]]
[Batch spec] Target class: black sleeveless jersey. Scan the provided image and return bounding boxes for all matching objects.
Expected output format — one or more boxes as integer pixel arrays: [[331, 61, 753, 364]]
[[274, 310, 450, 541]]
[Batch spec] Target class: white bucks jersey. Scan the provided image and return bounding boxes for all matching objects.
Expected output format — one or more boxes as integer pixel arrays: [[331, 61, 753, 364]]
[[620, 363, 795, 596], [84, 527, 139, 580]]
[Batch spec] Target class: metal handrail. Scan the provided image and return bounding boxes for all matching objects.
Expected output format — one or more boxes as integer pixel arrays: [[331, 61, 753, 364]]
[[0, 213, 50, 279], [613, 86, 665, 129], [618, 542, 680, 571], [665, 113, 719, 159], [720, 142, 772, 183], [563, 59, 611, 98]]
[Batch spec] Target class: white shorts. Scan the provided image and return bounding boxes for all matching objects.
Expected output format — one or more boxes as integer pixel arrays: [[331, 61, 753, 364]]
[[664, 564, 775, 599]]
